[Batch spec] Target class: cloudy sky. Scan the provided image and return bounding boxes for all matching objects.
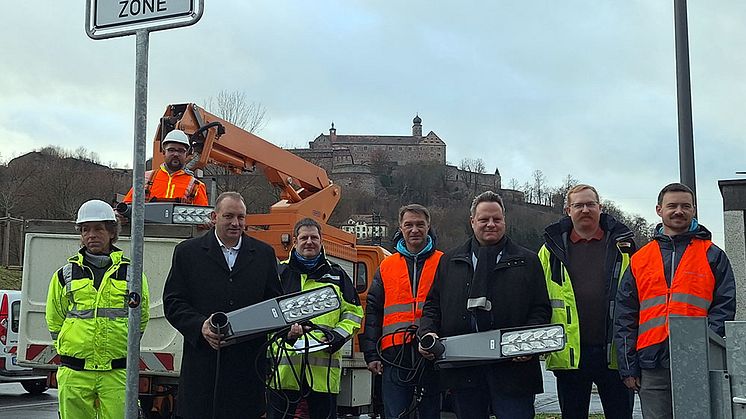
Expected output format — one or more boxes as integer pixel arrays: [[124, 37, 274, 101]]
[[2, 1, 744, 244]]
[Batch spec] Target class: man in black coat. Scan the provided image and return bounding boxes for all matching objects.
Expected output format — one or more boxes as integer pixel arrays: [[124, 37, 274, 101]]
[[419, 190, 551, 419], [164, 192, 282, 419]]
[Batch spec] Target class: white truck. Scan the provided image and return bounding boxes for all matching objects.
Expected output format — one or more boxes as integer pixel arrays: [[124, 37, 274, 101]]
[[17, 219, 383, 418], [0, 289, 48, 394]]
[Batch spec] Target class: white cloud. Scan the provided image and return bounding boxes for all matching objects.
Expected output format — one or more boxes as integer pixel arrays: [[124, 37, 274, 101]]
[[2, 0, 744, 244]]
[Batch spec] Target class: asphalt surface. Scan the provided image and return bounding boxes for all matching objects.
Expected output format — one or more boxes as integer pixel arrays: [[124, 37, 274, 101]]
[[0, 364, 643, 418], [0, 382, 59, 419]]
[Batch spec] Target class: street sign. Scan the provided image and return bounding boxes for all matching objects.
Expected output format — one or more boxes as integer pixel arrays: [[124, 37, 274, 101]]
[[84, 1, 203, 417], [86, 0, 202, 39]]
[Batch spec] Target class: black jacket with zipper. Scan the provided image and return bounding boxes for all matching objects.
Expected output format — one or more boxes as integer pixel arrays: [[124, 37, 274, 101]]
[[418, 236, 551, 395]]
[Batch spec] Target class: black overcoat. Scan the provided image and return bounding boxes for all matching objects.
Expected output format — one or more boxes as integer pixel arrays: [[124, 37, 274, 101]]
[[163, 231, 282, 419], [419, 236, 551, 396]]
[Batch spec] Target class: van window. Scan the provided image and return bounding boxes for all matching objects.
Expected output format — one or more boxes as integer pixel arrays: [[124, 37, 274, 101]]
[[11, 301, 20, 333], [355, 262, 368, 293]]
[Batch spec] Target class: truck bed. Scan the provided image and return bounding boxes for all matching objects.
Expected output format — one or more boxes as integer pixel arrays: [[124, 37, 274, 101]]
[[18, 220, 197, 377]]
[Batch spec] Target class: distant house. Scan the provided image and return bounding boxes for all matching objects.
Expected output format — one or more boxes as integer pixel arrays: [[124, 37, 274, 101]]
[[340, 214, 390, 242]]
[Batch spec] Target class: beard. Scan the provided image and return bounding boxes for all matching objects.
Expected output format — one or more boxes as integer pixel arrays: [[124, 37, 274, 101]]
[[166, 158, 184, 172]]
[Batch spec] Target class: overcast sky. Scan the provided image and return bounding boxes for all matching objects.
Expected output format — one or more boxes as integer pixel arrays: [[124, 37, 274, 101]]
[[2, 1, 744, 244]]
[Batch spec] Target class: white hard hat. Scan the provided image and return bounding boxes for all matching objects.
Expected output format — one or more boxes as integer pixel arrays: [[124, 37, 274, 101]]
[[162, 129, 191, 150], [76, 200, 116, 224]]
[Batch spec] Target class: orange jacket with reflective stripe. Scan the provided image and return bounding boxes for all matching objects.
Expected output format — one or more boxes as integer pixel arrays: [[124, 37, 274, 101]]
[[123, 164, 208, 205], [632, 239, 714, 350], [379, 251, 443, 350]]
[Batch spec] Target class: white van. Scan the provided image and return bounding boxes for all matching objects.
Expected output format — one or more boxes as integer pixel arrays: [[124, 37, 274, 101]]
[[0, 290, 48, 394]]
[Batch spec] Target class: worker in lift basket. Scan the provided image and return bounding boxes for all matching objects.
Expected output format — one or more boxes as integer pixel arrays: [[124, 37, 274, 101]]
[[122, 129, 208, 205]]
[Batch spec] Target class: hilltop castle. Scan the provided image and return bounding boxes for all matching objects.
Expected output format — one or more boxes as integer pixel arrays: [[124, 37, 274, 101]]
[[289, 115, 501, 196]]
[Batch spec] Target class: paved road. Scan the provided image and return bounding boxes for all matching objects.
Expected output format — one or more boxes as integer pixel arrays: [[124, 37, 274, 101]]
[[0, 383, 58, 419], [1, 364, 643, 418]]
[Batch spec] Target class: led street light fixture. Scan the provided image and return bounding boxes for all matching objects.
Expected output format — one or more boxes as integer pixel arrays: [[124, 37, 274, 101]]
[[279, 286, 340, 323], [500, 324, 565, 357], [172, 205, 212, 225], [117, 202, 215, 225], [211, 285, 341, 346], [427, 323, 565, 366]]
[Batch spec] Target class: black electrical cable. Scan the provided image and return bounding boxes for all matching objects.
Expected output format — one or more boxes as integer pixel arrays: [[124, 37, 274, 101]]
[[375, 325, 434, 419], [258, 323, 341, 418], [211, 340, 221, 419]]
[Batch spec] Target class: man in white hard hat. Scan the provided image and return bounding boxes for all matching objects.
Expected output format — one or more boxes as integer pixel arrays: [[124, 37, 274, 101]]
[[122, 129, 208, 205], [46, 199, 150, 419]]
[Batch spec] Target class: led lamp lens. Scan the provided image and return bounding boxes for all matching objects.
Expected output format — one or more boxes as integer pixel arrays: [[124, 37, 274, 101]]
[[500, 325, 565, 357], [172, 205, 213, 225], [279, 286, 340, 323]]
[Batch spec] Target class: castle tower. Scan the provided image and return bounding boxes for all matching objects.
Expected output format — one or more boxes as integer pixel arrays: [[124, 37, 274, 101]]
[[412, 114, 422, 137], [330, 122, 337, 142]]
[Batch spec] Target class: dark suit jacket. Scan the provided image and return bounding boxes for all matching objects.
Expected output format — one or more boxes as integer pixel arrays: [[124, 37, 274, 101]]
[[419, 236, 551, 396], [164, 230, 282, 419]]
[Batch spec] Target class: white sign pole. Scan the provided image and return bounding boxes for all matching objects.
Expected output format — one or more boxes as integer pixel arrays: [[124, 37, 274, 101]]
[[83, 2, 204, 419], [124, 28, 149, 419]]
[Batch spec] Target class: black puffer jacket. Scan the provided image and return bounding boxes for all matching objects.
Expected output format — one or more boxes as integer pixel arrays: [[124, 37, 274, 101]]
[[360, 229, 439, 364], [614, 223, 736, 379], [418, 236, 551, 395]]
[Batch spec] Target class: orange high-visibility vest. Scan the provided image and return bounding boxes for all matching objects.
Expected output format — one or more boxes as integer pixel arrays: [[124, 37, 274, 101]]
[[379, 251, 443, 350], [123, 165, 207, 205], [632, 239, 715, 350]]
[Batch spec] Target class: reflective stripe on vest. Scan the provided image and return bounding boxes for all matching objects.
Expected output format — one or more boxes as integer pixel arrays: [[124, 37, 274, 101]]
[[182, 176, 198, 204], [379, 251, 443, 350], [632, 239, 714, 350], [62, 261, 130, 319], [143, 170, 155, 201]]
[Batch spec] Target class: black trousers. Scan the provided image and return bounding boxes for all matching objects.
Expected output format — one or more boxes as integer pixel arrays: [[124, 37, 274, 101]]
[[267, 389, 337, 419], [554, 345, 634, 419]]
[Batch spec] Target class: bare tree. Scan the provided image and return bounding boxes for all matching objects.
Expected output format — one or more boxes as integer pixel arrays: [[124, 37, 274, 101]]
[[458, 158, 474, 172], [532, 170, 548, 205], [507, 177, 521, 190], [473, 158, 486, 174], [204, 90, 268, 133], [0, 162, 35, 216], [551, 173, 579, 209], [203, 91, 278, 206]]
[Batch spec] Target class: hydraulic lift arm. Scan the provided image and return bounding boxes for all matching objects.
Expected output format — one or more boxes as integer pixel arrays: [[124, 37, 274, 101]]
[[152, 103, 341, 223]]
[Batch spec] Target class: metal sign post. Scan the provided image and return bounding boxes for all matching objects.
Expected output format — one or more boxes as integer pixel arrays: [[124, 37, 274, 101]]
[[673, 0, 697, 203], [84, 2, 204, 418]]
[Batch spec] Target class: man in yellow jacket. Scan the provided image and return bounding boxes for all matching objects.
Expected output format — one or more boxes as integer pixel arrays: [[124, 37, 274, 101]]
[[46, 199, 149, 419], [267, 218, 363, 419], [539, 185, 635, 419]]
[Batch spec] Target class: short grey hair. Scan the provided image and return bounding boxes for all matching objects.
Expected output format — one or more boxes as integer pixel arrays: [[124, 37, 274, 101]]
[[398, 203, 431, 225], [470, 190, 505, 216]]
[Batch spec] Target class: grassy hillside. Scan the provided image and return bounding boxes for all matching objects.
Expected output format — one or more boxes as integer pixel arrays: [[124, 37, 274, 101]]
[[0, 266, 22, 290]]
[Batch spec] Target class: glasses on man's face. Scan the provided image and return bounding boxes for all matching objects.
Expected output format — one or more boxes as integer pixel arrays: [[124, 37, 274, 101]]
[[165, 148, 188, 155], [570, 201, 599, 210]]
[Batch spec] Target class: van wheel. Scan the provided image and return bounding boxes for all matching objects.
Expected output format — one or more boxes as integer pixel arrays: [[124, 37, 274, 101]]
[[21, 379, 49, 395]]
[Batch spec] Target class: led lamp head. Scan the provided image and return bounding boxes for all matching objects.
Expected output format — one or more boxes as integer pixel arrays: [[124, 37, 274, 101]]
[[500, 324, 565, 357], [279, 286, 340, 323], [212, 285, 342, 347], [172, 205, 213, 225]]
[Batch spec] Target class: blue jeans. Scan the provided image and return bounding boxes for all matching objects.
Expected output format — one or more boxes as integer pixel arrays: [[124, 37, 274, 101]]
[[451, 386, 535, 419], [381, 365, 440, 419], [554, 345, 634, 419]]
